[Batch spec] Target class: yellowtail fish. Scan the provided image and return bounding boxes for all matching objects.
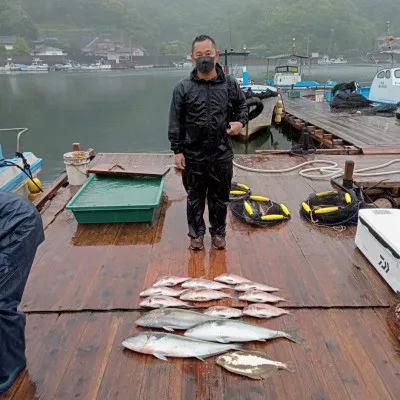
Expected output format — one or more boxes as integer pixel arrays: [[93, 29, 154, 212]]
[[216, 350, 295, 380]]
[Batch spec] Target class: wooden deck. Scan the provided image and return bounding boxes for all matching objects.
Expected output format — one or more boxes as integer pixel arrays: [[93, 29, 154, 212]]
[[284, 97, 400, 154], [2, 153, 400, 400]]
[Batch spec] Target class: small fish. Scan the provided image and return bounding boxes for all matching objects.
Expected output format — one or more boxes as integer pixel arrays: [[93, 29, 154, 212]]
[[139, 287, 187, 297], [122, 331, 243, 361], [216, 350, 295, 380], [214, 273, 251, 285], [139, 296, 190, 308], [234, 282, 280, 292], [180, 289, 231, 302], [182, 278, 231, 290], [184, 319, 298, 343], [239, 291, 287, 304], [243, 304, 290, 319], [152, 276, 191, 287], [135, 308, 219, 331], [203, 306, 243, 319]]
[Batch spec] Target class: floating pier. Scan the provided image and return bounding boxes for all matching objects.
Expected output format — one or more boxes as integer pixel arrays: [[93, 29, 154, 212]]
[[283, 97, 400, 154], [3, 152, 400, 400]]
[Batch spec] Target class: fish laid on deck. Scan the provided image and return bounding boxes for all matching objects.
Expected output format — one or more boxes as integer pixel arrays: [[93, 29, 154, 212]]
[[139, 287, 188, 297], [234, 282, 280, 292], [216, 350, 295, 380], [238, 291, 287, 303], [139, 295, 191, 308], [180, 289, 232, 302], [203, 306, 244, 319], [243, 304, 291, 319], [214, 273, 251, 285], [122, 331, 243, 361], [135, 308, 219, 331], [184, 319, 298, 343], [152, 276, 191, 287], [181, 278, 231, 290]]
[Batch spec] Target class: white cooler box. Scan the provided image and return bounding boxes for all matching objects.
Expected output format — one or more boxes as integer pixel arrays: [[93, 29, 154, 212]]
[[355, 208, 400, 295]]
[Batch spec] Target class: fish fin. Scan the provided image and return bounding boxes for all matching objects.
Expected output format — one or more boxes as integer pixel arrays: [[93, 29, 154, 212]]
[[282, 361, 295, 373], [153, 352, 168, 361], [217, 337, 231, 344], [259, 365, 279, 380], [195, 356, 205, 362], [163, 326, 175, 332], [257, 339, 266, 342]]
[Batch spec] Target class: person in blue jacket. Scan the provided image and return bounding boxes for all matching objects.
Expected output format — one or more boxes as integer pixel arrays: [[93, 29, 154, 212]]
[[0, 190, 44, 393]]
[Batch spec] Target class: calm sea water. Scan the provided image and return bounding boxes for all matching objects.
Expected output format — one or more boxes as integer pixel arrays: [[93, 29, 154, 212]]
[[0, 64, 380, 185]]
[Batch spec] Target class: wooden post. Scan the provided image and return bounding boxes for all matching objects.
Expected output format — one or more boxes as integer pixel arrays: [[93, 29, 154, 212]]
[[343, 160, 355, 189], [72, 143, 81, 151]]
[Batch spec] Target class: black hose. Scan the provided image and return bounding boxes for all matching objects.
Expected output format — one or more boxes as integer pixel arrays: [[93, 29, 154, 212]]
[[0, 159, 43, 193]]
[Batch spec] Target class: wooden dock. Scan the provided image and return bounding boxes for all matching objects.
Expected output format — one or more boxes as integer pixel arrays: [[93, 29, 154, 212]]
[[2, 153, 400, 400], [283, 97, 400, 154]]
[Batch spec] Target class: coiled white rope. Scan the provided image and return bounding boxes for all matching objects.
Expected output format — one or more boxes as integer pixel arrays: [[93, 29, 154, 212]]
[[232, 158, 400, 181]]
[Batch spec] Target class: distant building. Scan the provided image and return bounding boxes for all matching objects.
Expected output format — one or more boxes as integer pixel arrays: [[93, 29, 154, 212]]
[[0, 36, 17, 51], [33, 46, 67, 56], [107, 46, 145, 62], [81, 35, 125, 57]]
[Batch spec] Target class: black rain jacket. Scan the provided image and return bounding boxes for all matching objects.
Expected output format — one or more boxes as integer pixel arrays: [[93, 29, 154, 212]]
[[168, 63, 248, 163]]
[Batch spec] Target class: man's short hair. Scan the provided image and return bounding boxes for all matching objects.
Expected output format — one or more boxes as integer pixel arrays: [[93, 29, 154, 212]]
[[191, 35, 217, 53]]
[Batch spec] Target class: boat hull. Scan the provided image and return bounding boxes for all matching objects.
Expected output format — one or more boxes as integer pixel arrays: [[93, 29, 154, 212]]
[[0, 152, 43, 198]]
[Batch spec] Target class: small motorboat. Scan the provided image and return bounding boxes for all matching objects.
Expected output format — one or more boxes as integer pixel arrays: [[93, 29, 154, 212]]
[[0, 128, 43, 200]]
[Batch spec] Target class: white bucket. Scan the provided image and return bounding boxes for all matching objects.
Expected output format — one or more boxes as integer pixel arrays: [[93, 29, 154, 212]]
[[63, 151, 90, 186], [315, 90, 325, 103]]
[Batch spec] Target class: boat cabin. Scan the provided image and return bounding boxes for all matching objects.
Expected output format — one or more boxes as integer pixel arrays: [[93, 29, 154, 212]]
[[273, 65, 302, 86], [369, 67, 400, 105]]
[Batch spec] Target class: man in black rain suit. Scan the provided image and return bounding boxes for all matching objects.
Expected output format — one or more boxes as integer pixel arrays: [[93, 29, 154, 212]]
[[0, 190, 44, 393], [168, 34, 248, 250]]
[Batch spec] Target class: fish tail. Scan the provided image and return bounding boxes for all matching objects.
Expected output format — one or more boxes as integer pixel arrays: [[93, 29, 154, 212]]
[[283, 328, 300, 344], [281, 361, 295, 372]]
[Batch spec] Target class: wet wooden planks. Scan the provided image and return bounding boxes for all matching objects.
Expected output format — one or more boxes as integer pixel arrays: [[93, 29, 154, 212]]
[[1, 309, 399, 400], [20, 153, 399, 311], [284, 97, 400, 149]]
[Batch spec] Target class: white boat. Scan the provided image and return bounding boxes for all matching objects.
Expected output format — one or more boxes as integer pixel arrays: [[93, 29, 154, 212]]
[[364, 67, 400, 105], [81, 60, 111, 71], [265, 63, 336, 95], [331, 55, 348, 64], [26, 58, 49, 72], [317, 55, 331, 65], [0, 128, 43, 199], [229, 65, 282, 139]]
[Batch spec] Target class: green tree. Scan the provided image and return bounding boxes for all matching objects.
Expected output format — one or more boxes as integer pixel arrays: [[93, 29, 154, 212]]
[[12, 37, 29, 55], [0, 0, 37, 39]]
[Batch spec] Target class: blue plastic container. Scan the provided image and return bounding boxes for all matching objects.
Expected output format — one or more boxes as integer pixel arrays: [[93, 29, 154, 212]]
[[325, 90, 333, 102]]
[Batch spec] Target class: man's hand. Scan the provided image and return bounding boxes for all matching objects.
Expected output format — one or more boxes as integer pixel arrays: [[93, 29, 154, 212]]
[[227, 121, 244, 136], [175, 153, 186, 169]]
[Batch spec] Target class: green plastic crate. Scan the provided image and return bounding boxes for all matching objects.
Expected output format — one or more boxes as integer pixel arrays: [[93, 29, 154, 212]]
[[66, 173, 166, 224], [288, 90, 300, 98]]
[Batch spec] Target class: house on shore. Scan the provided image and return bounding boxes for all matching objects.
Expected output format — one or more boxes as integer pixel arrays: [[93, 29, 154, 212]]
[[0, 36, 17, 52]]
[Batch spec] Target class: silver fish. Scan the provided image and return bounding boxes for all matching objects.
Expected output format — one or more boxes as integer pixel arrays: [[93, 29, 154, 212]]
[[184, 319, 298, 343], [239, 291, 287, 303], [180, 289, 231, 302], [152, 276, 191, 287], [203, 306, 243, 319], [135, 308, 219, 331], [122, 331, 243, 361], [139, 287, 187, 297], [242, 304, 290, 319], [216, 350, 295, 380], [234, 282, 280, 292], [182, 278, 231, 290], [139, 296, 190, 308], [214, 273, 251, 285]]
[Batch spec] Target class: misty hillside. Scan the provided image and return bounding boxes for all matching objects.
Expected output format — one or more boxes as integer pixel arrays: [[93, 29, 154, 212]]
[[1, 0, 399, 55]]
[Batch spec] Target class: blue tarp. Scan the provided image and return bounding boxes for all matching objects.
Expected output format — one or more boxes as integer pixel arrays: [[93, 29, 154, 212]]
[[0, 190, 44, 393]]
